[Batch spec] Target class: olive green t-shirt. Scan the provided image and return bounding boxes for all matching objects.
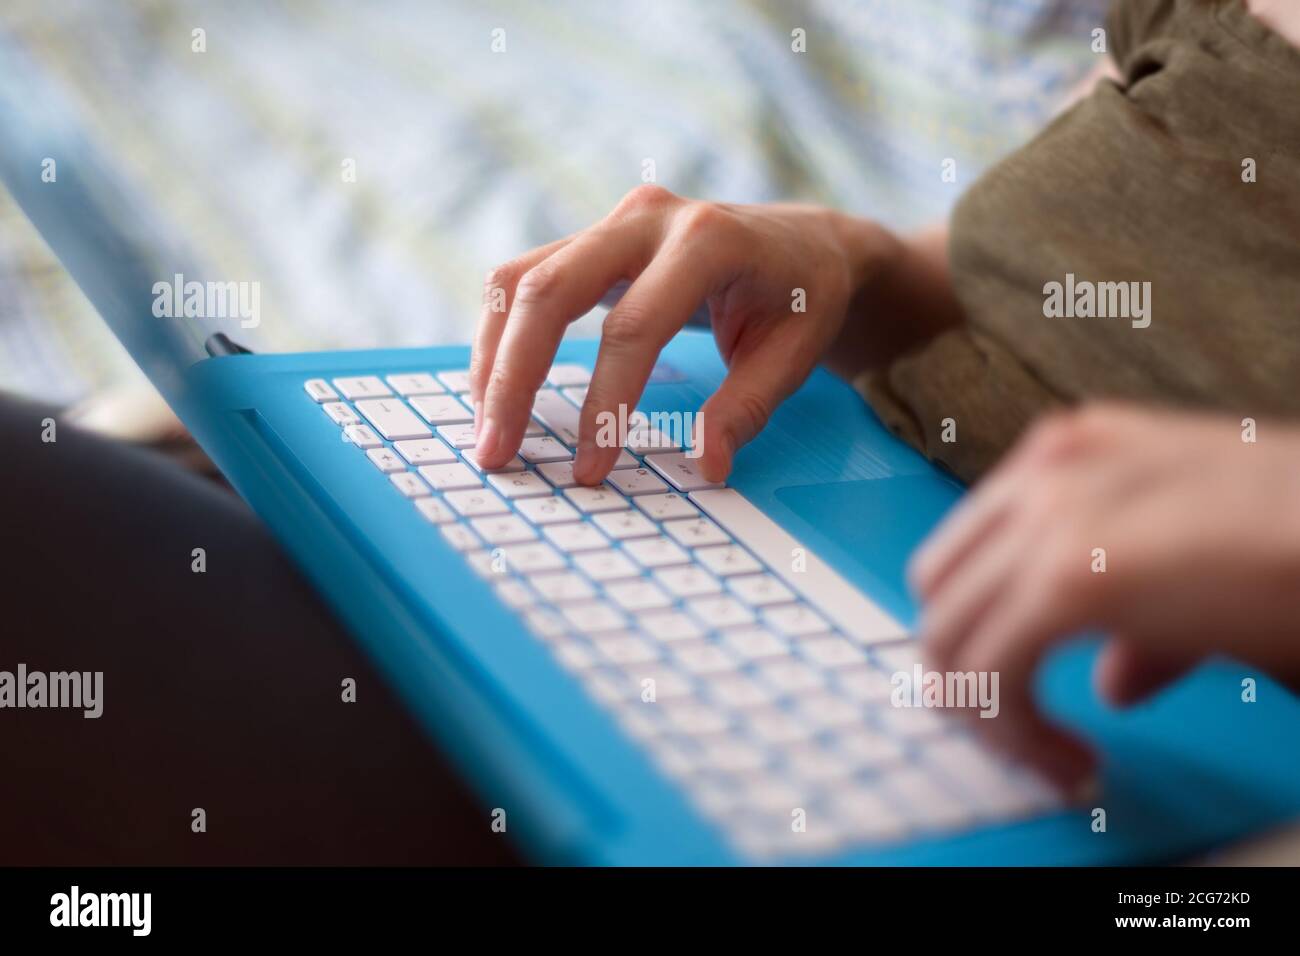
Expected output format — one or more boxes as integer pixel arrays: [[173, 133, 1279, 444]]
[[858, 0, 1300, 484]]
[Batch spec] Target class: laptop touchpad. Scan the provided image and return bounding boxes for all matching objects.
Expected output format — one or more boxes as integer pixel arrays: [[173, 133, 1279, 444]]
[[774, 474, 964, 619]]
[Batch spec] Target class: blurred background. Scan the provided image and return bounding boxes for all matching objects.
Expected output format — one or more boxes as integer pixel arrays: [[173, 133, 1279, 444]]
[[0, 0, 1107, 406]]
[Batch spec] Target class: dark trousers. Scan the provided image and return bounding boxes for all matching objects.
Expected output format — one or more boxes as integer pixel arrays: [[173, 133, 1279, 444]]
[[0, 394, 516, 865]]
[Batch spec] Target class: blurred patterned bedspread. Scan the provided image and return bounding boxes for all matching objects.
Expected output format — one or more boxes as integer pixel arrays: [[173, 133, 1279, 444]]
[[0, 0, 1107, 402]]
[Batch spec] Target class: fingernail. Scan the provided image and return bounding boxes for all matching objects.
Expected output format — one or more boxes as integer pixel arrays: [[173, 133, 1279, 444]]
[[477, 417, 500, 459]]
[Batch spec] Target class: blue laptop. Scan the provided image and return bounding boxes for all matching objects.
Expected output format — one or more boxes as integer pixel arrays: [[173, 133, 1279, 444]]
[[5, 37, 1300, 866]]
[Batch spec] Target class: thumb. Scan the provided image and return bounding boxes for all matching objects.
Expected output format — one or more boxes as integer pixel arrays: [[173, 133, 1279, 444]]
[[695, 325, 819, 482]]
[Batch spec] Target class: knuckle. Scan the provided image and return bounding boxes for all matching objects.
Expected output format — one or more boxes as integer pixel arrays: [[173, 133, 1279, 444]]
[[512, 263, 562, 309], [601, 309, 648, 348], [729, 389, 773, 438], [1025, 409, 1091, 463], [675, 201, 731, 242], [617, 183, 675, 214]]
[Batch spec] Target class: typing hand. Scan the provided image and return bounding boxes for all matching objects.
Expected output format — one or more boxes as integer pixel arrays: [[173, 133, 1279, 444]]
[[909, 405, 1300, 789], [469, 186, 894, 484]]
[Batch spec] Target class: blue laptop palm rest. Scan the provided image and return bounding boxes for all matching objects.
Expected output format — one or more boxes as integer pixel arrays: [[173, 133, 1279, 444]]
[[172, 331, 1300, 865]]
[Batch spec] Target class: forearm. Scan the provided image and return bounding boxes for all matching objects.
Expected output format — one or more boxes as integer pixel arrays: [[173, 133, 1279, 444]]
[[823, 219, 965, 381]]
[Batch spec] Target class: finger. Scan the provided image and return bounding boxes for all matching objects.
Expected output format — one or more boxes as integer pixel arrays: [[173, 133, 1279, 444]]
[[918, 513, 1029, 676], [573, 252, 719, 483], [477, 222, 655, 467], [693, 319, 825, 483], [1093, 639, 1201, 707], [907, 474, 1024, 600], [470, 236, 573, 424], [952, 581, 1095, 793]]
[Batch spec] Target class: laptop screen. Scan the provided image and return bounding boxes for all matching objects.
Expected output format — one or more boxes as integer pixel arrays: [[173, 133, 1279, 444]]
[[0, 29, 259, 405]]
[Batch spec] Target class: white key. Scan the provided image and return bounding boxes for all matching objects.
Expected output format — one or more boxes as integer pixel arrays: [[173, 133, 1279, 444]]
[[410, 394, 473, 425], [875, 704, 947, 740], [872, 642, 922, 674], [645, 451, 720, 491], [414, 497, 456, 524], [756, 658, 824, 694], [672, 641, 739, 675], [653, 565, 722, 598], [686, 595, 754, 629], [594, 633, 660, 665], [495, 580, 534, 609], [389, 472, 430, 498], [547, 363, 591, 387], [523, 608, 568, 641], [700, 739, 768, 774], [879, 768, 973, 831], [745, 709, 813, 745], [418, 462, 482, 491], [606, 467, 669, 497], [531, 389, 582, 447], [542, 522, 609, 552], [471, 515, 537, 545], [636, 611, 703, 641], [924, 739, 1058, 817], [365, 447, 405, 473], [622, 663, 693, 699], [622, 536, 690, 568], [440, 523, 481, 551], [661, 700, 730, 736], [793, 694, 862, 730], [722, 627, 789, 661], [633, 493, 698, 521], [552, 639, 598, 671], [727, 573, 795, 606], [444, 488, 509, 517], [356, 398, 432, 440], [518, 435, 572, 464], [514, 495, 581, 525], [564, 484, 629, 514], [536, 461, 578, 488], [343, 423, 382, 448], [663, 517, 730, 548], [705, 674, 773, 709], [386, 373, 444, 395], [690, 488, 906, 646], [464, 450, 526, 473], [436, 423, 478, 448], [525, 418, 547, 437], [559, 601, 627, 634], [827, 788, 909, 842], [465, 550, 500, 578], [604, 579, 672, 612], [487, 471, 552, 499], [529, 571, 597, 603], [436, 369, 473, 393], [786, 745, 855, 781], [560, 386, 588, 406], [393, 437, 456, 465], [694, 545, 762, 578], [591, 510, 657, 540], [571, 549, 640, 581], [626, 426, 680, 455], [832, 729, 905, 769], [761, 604, 831, 637], [322, 402, 360, 425], [498, 542, 566, 573], [834, 667, 896, 704], [799, 636, 867, 669], [333, 376, 390, 400], [305, 378, 338, 402]]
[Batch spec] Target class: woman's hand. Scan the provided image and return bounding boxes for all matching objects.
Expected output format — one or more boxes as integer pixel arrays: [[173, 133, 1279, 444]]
[[909, 404, 1300, 789], [469, 185, 897, 484]]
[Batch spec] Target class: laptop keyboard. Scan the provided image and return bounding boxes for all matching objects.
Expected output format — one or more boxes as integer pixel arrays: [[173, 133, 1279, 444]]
[[304, 365, 1059, 859]]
